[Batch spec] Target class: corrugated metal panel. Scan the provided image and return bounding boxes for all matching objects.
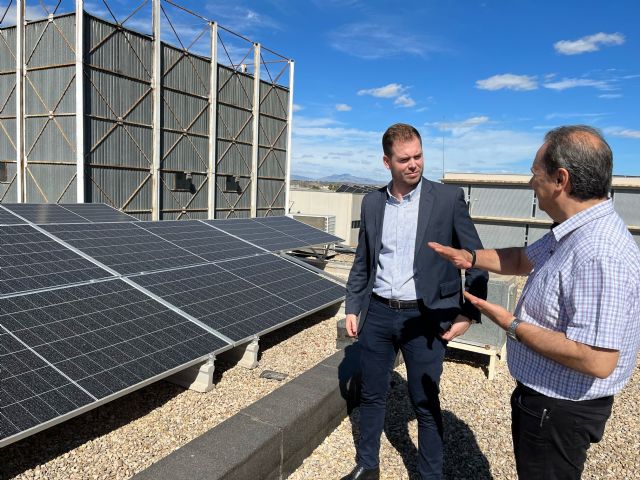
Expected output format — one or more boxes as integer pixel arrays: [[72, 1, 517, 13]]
[[613, 189, 640, 226], [0, 26, 17, 71], [25, 117, 75, 161], [87, 68, 152, 122], [258, 115, 287, 150], [0, 118, 16, 159], [24, 15, 75, 68], [258, 147, 285, 178], [24, 67, 75, 114], [87, 166, 151, 213], [216, 139, 251, 175], [86, 15, 152, 81], [217, 103, 253, 144], [162, 131, 208, 172], [24, 164, 76, 202], [87, 119, 152, 168], [259, 81, 288, 118], [218, 65, 253, 110], [474, 223, 526, 248], [0, 162, 17, 201], [527, 225, 552, 245], [256, 178, 285, 210], [215, 174, 250, 218], [469, 185, 533, 218], [162, 44, 209, 97], [160, 171, 207, 215]]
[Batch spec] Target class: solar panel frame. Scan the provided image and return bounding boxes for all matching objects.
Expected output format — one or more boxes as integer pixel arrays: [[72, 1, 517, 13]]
[[0, 205, 26, 225]]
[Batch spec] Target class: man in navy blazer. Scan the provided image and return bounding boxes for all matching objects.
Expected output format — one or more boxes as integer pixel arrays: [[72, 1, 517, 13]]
[[343, 124, 488, 480]]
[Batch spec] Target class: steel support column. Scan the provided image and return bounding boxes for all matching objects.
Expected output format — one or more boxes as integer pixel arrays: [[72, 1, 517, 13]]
[[284, 59, 294, 215], [151, 0, 161, 220], [75, 0, 85, 202], [250, 42, 260, 218], [207, 21, 218, 219], [15, 0, 24, 202]]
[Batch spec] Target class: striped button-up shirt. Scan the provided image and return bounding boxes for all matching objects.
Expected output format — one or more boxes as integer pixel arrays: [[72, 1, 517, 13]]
[[372, 181, 421, 300], [509, 200, 640, 400]]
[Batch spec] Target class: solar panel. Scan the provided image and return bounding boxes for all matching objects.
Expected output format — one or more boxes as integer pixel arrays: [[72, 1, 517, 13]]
[[0, 203, 137, 224], [0, 328, 94, 441], [41, 222, 204, 275], [141, 220, 262, 262], [209, 216, 341, 251], [0, 279, 227, 447], [129, 254, 345, 342], [0, 225, 113, 295], [0, 206, 25, 225]]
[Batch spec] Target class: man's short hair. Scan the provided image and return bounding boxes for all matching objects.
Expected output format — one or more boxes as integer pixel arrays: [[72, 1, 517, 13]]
[[382, 123, 422, 157], [542, 125, 613, 200]]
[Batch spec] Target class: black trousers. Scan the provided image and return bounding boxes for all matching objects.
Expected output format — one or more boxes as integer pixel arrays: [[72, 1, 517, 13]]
[[511, 382, 613, 480]]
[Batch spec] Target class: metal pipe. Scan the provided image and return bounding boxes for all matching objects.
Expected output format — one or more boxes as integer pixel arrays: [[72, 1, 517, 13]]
[[284, 60, 294, 214], [15, 0, 23, 202], [250, 42, 260, 218], [208, 21, 218, 220], [151, 0, 161, 220], [76, 0, 85, 203]]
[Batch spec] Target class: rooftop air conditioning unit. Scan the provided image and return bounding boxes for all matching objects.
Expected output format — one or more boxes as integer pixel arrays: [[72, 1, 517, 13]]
[[291, 214, 336, 236]]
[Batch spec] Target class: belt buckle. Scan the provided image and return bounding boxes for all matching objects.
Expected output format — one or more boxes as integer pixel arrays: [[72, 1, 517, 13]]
[[389, 298, 401, 309]]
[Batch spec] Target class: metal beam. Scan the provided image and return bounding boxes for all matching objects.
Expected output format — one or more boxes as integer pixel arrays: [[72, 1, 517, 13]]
[[75, 0, 85, 202], [15, 0, 24, 202], [284, 59, 294, 214], [207, 21, 218, 219], [151, 0, 161, 220], [250, 42, 260, 218]]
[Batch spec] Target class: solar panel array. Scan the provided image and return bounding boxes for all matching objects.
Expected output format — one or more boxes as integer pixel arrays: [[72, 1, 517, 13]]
[[0, 204, 345, 448], [335, 184, 381, 194]]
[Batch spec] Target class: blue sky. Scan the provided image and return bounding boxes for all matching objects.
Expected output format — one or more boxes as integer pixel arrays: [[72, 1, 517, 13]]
[[4, 0, 639, 182]]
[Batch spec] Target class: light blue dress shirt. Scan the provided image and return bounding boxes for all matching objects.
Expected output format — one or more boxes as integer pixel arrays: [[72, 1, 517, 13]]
[[372, 180, 421, 300]]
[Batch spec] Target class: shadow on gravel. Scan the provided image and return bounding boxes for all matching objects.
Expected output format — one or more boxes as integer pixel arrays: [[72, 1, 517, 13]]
[[340, 352, 492, 480]]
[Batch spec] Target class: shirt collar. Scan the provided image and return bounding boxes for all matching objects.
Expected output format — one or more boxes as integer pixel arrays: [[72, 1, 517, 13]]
[[552, 199, 614, 242], [386, 179, 422, 204]]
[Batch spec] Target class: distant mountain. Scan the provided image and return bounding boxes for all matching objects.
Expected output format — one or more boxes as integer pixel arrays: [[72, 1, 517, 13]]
[[291, 173, 316, 181], [318, 173, 383, 185]]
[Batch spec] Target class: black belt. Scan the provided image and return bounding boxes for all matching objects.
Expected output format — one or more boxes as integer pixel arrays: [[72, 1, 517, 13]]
[[372, 293, 419, 309]]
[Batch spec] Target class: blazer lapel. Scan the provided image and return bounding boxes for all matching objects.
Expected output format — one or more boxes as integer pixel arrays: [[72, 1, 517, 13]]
[[373, 188, 386, 260], [415, 179, 434, 255]]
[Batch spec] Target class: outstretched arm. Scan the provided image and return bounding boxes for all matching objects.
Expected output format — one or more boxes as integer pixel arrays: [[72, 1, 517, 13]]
[[428, 242, 533, 276]]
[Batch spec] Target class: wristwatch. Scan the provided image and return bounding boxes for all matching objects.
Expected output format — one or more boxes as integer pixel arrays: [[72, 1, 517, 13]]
[[506, 317, 523, 342], [463, 248, 477, 268]]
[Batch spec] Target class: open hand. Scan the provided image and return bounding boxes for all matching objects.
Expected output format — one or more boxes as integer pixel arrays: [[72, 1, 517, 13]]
[[440, 314, 473, 341], [463, 291, 513, 330], [428, 242, 473, 269]]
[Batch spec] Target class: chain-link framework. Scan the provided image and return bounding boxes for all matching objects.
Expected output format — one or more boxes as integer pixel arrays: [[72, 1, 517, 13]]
[[0, 0, 293, 220]]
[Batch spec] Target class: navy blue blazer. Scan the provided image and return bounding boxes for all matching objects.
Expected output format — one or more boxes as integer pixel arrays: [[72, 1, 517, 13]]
[[345, 178, 488, 332]]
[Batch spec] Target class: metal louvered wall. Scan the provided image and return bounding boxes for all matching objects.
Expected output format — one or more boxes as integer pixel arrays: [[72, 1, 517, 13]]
[[1, 3, 293, 221]]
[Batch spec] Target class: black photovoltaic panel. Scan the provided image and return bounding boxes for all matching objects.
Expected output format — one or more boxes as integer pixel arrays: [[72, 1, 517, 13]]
[[41, 222, 204, 275], [56, 204, 138, 223], [1, 203, 138, 224], [0, 280, 226, 445], [130, 254, 345, 342], [0, 207, 25, 225], [0, 225, 112, 295], [141, 220, 262, 262], [209, 216, 341, 251], [0, 329, 94, 440]]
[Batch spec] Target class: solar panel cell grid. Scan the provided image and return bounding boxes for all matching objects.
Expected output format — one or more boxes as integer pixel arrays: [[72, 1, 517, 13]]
[[0, 203, 138, 224], [0, 225, 112, 295]]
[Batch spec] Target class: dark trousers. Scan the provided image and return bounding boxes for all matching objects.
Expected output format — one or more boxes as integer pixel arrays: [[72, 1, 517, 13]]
[[357, 298, 447, 480], [511, 382, 613, 480]]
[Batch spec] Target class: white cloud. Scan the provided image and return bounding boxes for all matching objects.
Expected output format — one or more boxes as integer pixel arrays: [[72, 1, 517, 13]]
[[476, 74, 538, 91], [335, 103, 352, 112], [427, 116, 490, 136], [545, 112, 610, 120], [554, 32, 625, 55], [358, 83, 406, 98], [606, 128, 640, 139], [394, 95, 416, 108], [422, 128, 541, 177], [599, 94, 622, 99], [543, 78, 614, 91], [329, 22, 444, 60], [292, 104, 304, 112]]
